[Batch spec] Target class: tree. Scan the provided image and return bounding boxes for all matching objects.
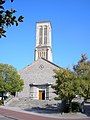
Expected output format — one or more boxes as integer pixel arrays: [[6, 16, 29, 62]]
[[0, 63, 24, 103], [73, 54, 90, 99], [53, 54, 90, 112], [0, 0, 24, 38], [52, 68, 77, 112]]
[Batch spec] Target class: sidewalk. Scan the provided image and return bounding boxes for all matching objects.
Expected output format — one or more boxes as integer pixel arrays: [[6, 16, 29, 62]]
[[0, 106, 89, 120]]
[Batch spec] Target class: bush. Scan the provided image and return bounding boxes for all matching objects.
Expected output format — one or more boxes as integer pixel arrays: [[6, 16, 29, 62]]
[[0, 100, 4, 105], [71, 102, 80, 112], [60, 99, 69, 113]]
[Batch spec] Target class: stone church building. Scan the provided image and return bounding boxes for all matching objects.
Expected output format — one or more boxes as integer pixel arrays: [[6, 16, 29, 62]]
[[18, 21, 60, 100]]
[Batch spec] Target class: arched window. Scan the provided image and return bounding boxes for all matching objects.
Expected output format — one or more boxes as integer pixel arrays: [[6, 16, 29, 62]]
[[39, 26, 43, 45], [44, 26, 47, 44], [38, 51, 39, 58], [40, 51, 41, 58], [44, 51, 45, 58]]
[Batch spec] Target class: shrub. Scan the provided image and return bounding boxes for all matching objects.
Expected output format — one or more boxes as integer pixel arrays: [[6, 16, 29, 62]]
[[0, 100, 4, 105], [71, 102, 80, 112]]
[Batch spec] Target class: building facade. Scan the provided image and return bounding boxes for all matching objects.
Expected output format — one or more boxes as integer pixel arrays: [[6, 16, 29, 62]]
[[18, 21, 59, 100]]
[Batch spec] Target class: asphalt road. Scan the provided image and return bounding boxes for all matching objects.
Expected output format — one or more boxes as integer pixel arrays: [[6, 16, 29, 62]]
[[0, 108, 90, 120], [0, 115, 16, 120]]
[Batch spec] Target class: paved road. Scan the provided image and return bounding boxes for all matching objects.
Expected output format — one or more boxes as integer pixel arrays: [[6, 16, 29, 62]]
[[0, 115, 16, 120], [0, 108, 90, 120]]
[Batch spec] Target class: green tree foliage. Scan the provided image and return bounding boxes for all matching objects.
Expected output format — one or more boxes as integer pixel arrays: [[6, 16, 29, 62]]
[[73, 54, 90, 99], [53, 68, 77, 104], [53, 54, 90, 112], [0, 63, 24, 101], [0, 0, 24, 38]]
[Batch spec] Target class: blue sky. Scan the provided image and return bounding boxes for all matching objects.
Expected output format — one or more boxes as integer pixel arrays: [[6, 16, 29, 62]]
[[0, 0, 90, 70]]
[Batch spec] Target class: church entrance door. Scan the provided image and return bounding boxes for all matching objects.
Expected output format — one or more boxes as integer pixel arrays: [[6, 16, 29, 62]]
[[39, 90, 45, 100]]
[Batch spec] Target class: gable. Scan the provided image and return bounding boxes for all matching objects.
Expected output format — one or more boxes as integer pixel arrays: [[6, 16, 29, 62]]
[[19, 58, 59, 85]]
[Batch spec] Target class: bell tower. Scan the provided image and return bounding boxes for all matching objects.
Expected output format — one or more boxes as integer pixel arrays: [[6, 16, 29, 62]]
[[34, 21, 53, 62]]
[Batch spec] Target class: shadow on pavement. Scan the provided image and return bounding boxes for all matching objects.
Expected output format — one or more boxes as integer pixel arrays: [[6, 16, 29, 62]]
[[84, 103, 90, 117], [24, 104, 60, 114], [24, 102, 90, 117]]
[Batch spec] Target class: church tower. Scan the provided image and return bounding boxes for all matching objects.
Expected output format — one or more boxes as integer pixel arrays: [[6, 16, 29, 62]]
[[34, 21, 53, 62]]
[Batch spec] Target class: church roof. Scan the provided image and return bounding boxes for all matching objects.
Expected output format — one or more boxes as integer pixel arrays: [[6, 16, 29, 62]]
[[36, 21, 51, 24], [41, 58, 60, 68], [36, 21, 52, 28]]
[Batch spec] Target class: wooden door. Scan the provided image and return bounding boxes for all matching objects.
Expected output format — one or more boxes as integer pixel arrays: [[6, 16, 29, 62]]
[[39, 90, 45, 100], [39, 90, 42, 100]]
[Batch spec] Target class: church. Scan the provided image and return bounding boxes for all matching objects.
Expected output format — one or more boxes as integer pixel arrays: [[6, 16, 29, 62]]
[[18, 21, 60, 100]]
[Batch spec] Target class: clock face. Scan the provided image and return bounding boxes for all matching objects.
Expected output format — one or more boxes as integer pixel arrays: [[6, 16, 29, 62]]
[[39, 64, 44, 70]]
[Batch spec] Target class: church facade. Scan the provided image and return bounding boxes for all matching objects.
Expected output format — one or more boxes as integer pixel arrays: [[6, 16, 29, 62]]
[[18, 21, 60, 100]]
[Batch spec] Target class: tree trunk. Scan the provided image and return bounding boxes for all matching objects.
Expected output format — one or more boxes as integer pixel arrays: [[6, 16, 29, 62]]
[[1, 91, 4, 105], [68, 99, 72, 112], [61, 99, 69, 113]]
